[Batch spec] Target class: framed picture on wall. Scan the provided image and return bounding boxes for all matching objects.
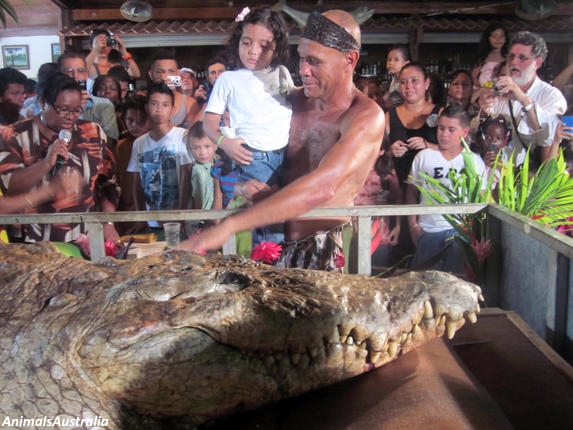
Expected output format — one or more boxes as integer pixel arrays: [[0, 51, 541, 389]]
[[2, 45, 29, 70], [51, 43, 61, 63]]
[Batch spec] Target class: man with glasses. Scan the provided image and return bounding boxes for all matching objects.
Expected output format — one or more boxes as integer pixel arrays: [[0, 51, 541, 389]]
[[475, 31, 566, 165], [57, 51, 119, 145]]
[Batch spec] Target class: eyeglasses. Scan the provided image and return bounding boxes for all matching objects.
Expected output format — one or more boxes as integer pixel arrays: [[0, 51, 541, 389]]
[[62, 67, 87, 75], [507, 53, 536, 63], [51, 104, 83, 116]]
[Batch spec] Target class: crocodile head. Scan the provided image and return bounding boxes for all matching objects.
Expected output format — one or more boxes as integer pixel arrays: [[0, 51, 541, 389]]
[[0, 242, 481, 427]]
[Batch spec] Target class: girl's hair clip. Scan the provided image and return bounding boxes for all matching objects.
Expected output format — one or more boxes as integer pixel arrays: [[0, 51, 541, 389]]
[[235, 7, 251, 22]]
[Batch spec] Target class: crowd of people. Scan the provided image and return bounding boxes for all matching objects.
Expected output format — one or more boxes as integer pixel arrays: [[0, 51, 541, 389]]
[[1, 11, 572, 275]]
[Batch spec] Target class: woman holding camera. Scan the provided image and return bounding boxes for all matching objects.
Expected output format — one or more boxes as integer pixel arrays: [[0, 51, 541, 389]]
[[86, 29, 141, 80]]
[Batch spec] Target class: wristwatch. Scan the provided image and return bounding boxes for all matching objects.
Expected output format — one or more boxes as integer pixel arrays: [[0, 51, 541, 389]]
[[522, 101, 535, 113]]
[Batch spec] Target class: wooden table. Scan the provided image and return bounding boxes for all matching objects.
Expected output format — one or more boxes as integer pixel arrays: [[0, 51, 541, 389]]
[[200, 308, 573, 429]]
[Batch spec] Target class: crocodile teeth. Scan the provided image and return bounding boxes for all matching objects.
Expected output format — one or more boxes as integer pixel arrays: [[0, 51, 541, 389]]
[[327, 326, 339, 344], [370, 333, 388, 351], [412, 324, 424, 341], [346, 336, 354, 346], [370, 351, 381, 364], [337, 324, 351, 342], [388, 340, 398, 357], [466, 311, 477, 323], [424, 300, 434, 319], [446, 320, 458, 339]]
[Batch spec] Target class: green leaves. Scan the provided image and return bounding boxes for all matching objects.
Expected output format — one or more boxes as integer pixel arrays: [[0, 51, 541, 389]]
[[0, 0, 17, 27], [411, 144, 573, 282], [498, 149, 573, 228]]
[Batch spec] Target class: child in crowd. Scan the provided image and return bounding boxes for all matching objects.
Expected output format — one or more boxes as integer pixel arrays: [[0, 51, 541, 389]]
[[406, 104, 486, 273], [476, 114, 512, 169], [204, 7, 294, 245], [180, 121, 218, 235], [385, 45, 410, 107], [115, 94, 150, 235], [127, 83, 193, 231]]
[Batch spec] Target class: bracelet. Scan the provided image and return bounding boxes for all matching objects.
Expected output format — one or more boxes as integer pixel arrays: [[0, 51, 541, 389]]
[[409, 223, 420, 232], [22, 195, 34, 209], [216, 135, 225, 147], [522, 102, 534, 113], [123, 53, 133, 61]]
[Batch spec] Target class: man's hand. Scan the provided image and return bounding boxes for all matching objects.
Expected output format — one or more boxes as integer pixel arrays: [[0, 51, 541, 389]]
[[194, 85, 207, 103], [477, 88, 498, 116], [219, 137, 253, 165], [179, 219, 235, 253], [493, 76, 528, 104]]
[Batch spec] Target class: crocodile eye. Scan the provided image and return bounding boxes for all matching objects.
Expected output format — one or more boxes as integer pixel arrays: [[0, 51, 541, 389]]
[[216, 271, 252, 290]]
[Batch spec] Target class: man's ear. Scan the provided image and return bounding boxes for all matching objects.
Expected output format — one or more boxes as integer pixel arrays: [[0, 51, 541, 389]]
[[346, 51, 360, 71], [535, 57, 544, 71], [148, 69, 154, 81]]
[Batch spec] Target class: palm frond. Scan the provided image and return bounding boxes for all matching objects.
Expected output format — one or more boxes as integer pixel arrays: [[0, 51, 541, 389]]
[[0, 0, 17, 27]]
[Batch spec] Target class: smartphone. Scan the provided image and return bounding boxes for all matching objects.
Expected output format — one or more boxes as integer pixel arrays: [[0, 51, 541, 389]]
[[78, 80, 87, 91]]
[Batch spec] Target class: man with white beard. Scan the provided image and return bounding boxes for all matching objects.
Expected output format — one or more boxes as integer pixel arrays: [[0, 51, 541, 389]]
[[475, 31, 566, 165]]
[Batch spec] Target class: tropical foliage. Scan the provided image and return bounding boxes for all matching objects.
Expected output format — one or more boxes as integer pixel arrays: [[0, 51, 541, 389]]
[[0, 0, 17, 27], [412, 138, 573, 282]]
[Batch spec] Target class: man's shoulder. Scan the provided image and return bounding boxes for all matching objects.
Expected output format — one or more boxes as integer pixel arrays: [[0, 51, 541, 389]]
[[89, 95, 114, 107], [532, 76, 566, 100]]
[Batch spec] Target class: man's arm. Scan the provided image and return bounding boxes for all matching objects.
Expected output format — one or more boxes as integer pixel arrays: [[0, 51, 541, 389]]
[[180, 99, 385, 252]]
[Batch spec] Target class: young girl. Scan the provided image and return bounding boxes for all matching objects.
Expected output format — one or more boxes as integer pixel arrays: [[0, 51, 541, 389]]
[[471, 22, 509, 90], [204, 7, 294, 244], [477, 114, 512, 168], [385, 45, 410, 107]]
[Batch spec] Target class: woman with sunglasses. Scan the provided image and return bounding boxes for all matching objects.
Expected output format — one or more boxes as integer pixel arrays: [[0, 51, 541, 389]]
[[0, 73, 120, 245]]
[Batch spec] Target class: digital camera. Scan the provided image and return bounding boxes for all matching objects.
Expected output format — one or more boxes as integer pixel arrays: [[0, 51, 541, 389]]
[[106, 31, 118, 48], [166, 75, 181, 88]]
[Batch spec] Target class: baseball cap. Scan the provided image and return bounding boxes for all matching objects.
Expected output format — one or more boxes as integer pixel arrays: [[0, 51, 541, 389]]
[[180, 67, 196, 76]]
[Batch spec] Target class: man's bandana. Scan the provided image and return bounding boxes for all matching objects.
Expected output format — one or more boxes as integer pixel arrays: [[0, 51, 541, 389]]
[[302, 11, 360, 52]]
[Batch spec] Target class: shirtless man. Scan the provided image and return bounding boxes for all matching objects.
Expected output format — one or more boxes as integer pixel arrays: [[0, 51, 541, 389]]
[[179, 10, 385, 271]]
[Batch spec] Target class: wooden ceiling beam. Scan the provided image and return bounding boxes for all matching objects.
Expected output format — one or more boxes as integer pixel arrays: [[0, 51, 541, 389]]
[[70, 2, 573, 21], [72, 7, 238, 21]]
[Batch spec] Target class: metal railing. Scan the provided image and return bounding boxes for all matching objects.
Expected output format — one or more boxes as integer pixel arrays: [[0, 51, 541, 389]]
[[0, 203, 487, 274]]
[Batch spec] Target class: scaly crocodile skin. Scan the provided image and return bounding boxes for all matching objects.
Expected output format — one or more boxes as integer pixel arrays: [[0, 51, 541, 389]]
[[0, 242, 481, 428]]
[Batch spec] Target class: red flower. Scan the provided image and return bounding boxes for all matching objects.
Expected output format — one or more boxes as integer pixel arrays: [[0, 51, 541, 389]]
[[471, 238, 492, 264], [334, 250, 345, 269], [251, 241, 282, 264], [105, 240, 117, 257]]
